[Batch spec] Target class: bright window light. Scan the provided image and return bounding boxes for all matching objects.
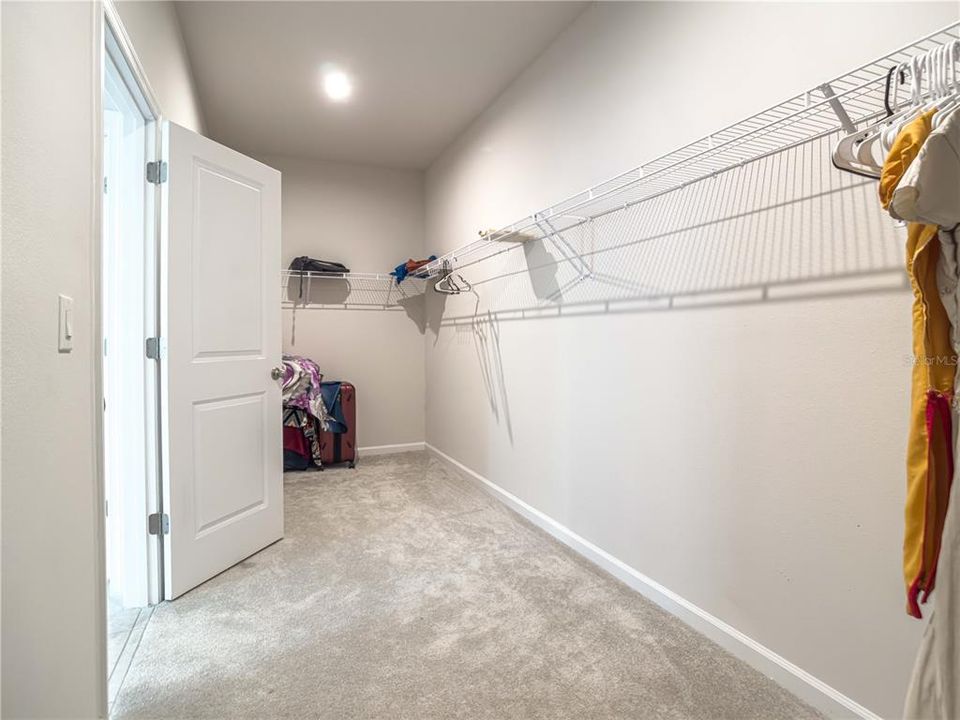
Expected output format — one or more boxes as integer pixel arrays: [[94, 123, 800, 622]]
[[322, 69, 352, 102]]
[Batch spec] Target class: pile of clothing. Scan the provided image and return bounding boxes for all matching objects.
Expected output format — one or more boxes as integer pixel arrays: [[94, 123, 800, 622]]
[[281, 354, 348, 470], [391, 255, 436, 284], [881, 100, 960, 718]]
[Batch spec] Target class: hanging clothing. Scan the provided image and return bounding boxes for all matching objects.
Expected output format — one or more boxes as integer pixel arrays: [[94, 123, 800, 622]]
[[901, 109, 960, 720], [904, 485, 960, 719], [904, 226, 960, 720], [891, 108, 960, 228], [879, 108, 957, 619]]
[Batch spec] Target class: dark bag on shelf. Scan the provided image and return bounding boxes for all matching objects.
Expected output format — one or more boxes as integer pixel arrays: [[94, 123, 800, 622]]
[[288, 257, 351, 299]]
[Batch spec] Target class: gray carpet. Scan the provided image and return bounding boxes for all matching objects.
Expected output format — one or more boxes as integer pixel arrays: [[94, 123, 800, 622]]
[[113, 452, 823, 719]]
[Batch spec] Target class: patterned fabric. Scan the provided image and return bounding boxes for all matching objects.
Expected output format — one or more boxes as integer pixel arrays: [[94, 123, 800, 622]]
[[283, 407, 322, 466], [281, 354, 336, 469], [281, 354, 332, 430]]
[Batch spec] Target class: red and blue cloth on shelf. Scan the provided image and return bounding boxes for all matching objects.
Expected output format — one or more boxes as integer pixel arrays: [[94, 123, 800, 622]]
[[390, 256, 436, 284]]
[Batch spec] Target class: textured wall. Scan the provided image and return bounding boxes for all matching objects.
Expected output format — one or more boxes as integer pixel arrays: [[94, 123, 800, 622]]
[[423, 3, 959, 717]]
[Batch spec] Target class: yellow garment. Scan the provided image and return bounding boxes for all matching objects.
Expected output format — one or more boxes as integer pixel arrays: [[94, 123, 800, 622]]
[[880, 108, 956, 618]]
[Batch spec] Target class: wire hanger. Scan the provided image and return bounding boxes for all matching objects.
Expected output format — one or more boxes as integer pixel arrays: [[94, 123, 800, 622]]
[[435, 272, 471, 295], [433, 260, 472, 295]]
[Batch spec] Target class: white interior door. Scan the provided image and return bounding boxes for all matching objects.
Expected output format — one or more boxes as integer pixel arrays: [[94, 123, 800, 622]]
[[161, 121, 282, 599]]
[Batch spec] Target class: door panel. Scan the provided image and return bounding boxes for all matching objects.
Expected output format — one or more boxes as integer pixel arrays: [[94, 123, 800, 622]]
[[192, 162, 263, 357], [162, 121, 282, 599], [192, 392, 267, 535]]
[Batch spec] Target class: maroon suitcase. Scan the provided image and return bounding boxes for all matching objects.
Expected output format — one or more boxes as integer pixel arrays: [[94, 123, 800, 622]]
[[318, 382, 356, 468]]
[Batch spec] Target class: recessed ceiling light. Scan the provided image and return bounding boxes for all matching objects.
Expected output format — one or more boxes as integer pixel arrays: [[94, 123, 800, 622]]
[[322, 68, 352, 103]]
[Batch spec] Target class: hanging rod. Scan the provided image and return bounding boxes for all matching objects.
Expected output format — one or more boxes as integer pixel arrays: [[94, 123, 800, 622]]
[[281, 270, 412, 282], [418, 21, 960, 280]]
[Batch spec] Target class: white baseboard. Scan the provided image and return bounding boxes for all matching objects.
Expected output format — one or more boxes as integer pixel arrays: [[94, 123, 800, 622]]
[[425, 442, 879, 720], [358, 441, 425, 457]]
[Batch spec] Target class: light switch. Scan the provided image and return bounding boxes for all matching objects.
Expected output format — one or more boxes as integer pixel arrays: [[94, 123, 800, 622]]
[[58, 294, 74, 353]]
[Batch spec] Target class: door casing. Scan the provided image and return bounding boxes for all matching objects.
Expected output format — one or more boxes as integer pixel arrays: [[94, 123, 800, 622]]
[[95, 2, 165, 715], [101, 0, 165, 607]]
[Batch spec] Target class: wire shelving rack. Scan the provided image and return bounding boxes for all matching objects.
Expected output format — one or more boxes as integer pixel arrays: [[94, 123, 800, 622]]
[[281, 270, 425, 309], [417, 22, 960, 283]]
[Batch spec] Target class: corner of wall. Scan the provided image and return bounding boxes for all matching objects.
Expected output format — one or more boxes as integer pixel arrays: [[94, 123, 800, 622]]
[[170, 1, 207, 135]]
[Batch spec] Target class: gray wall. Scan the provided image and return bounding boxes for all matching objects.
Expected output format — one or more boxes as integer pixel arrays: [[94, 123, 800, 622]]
[[262, 154, 427, 449], [423, 3, 959, 717]]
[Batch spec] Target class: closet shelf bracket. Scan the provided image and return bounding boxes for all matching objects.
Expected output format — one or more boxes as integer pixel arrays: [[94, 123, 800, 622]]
[[534, 214, 591, 282], [818, 82, 857, 135]]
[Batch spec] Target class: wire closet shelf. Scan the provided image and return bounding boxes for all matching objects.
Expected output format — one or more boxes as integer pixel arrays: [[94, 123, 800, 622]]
[[416, 22, 960, 282], [281, 269, 426, 308]]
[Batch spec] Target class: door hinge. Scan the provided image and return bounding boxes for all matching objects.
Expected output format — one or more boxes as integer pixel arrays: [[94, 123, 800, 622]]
[[148, 513, 169, 536], [145, 336, 162, 360], [146, 160, 168, 184]]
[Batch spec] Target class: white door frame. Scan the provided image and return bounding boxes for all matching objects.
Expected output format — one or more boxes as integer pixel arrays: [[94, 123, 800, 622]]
[[100, 0, 165, 604], [90, 0, 163, 704], [93, 3, 166, 714]]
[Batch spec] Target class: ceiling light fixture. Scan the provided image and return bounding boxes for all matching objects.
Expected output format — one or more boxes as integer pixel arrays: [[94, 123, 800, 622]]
[[322, 68, 353, 103]]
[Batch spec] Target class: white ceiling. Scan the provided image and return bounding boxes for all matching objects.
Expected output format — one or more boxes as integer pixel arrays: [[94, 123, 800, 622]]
[[175, 2, 587, 170]]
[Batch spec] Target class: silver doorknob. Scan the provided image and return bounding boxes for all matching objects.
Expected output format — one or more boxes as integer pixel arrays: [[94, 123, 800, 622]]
[[271, 366, 284, 381]]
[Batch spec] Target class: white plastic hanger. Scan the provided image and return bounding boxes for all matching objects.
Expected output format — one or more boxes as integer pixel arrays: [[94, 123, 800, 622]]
[[833, 61, 912, 177], [932, 40, 960, 128], [832, 130, 881, 177]]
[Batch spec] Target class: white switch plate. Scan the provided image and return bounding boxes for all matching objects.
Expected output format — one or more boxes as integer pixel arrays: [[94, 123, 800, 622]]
[[58, 294, 74, 353]]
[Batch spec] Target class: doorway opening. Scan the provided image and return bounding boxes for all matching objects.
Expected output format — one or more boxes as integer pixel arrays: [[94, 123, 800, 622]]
[[101, 18, 162, 712]]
